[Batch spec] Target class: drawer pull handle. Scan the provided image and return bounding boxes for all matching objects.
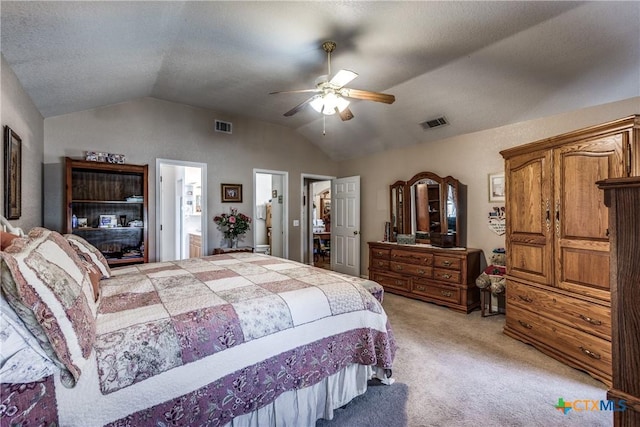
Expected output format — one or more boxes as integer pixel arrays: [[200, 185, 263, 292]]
[[441, 290, 453, 297], [392, 253, 398, 258], [416, 285, 426, 291], [441, 274, 452, 279], [518, 320, 533, 329], [417, 269, 426, 275], [579, 347, 601, 360], [376, 251, 384, 256], [579, 314, 602, 326], [518, 295, 533, 303], [378, 261, 384, 266], [395, 280, 403, 286], [395, 265, 403, 271], [441, 261, 452, 266]]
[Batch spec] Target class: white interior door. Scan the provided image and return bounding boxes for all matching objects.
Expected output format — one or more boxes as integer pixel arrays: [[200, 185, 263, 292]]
[[331, 176, 360, 277]]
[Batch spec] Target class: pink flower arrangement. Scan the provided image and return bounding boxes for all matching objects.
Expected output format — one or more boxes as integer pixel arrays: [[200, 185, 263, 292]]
[[213, 208, 251, 239]]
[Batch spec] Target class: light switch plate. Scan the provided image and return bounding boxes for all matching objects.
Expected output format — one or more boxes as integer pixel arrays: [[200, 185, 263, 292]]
[[293, 219, 300, 227]]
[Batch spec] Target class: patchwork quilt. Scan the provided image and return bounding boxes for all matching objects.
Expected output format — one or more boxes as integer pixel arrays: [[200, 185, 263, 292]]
[[1, 252, 395, 426]]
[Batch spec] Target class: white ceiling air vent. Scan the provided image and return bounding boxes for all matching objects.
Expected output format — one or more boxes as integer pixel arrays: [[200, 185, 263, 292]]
[[420, 116, 448, 130], [215, 120, 232, 134]]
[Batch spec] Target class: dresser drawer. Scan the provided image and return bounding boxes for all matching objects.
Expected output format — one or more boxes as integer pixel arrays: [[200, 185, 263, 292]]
[[433, 268, 461, 284], [507, 305, 612, 378], [413, 280, 461, 304], [370, 271, 410, 292], [433, 255, 461, 270], [390, 262, 432, 278], [507, 279, 611, 340], [370, 259, 390, 270], [370, 247, 391, 259], [390, 249, 433, 265]]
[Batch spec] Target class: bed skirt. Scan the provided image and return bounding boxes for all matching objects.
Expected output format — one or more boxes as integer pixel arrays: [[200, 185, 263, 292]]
[[226, 363, 372, 426]]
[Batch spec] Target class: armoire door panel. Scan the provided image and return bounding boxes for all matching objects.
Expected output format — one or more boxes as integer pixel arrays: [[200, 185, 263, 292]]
[[508, 242, 548, 282], [506, 150, 553, 285], [554, 135, 624, 300], [558, 247, 610, 300]]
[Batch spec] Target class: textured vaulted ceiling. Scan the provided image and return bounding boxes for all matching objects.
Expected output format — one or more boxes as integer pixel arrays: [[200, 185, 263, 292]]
[[1, 1, 639, 161]]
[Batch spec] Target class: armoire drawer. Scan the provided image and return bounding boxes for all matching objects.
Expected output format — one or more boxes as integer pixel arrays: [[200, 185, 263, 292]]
[[390, 249, 433, 265], [370, 272, 410, 292], [412, 280, 461, 304], [390, 262, 432, 278], [507, 305, 612, 378], [507, 279, 611, 340]]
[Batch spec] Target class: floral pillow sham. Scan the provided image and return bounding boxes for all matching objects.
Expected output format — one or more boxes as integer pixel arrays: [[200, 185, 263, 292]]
[[64, 234, 111, 279], [0, 228, 97, 387], [0, 294, 57, 383]]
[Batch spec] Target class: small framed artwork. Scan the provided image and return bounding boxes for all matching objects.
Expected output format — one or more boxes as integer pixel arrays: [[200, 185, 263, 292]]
[[4, 126, 22, 219], [488, 172, 505, 202], [221, 183, 242, 203]]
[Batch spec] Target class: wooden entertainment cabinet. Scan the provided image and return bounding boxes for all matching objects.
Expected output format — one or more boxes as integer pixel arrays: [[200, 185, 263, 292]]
[[368, 242, 481, 313]]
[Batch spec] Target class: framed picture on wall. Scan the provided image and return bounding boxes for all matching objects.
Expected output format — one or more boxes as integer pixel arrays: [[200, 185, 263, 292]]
[[221, 183, 242, 202], [488, 172, 505, 202], [4, 126, 22, 219]]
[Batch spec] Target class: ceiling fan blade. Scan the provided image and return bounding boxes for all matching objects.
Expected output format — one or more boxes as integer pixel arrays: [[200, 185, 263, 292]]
[[329, 69, 358, 88], [338, 107, 354, 121], [270, 88, 320, 95], [339, 88, 396, 104], [283, 95, 318, 117]]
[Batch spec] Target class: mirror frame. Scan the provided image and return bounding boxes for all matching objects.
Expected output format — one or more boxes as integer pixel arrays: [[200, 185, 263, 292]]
[[390, 171, 465, 247]]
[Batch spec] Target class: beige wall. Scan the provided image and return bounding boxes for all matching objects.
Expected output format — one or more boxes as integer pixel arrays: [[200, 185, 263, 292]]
[[1, 55, 44, 232], [43, 97, 338, 261], [339, 97, 640, 273]]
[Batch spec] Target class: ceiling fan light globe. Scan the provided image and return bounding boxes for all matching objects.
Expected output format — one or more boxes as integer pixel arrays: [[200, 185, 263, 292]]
[[309, 96, 325, 113], [335, 96, 350, 113]]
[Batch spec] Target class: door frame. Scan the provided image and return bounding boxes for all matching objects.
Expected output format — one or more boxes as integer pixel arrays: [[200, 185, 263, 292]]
[[156, 159, 208, 261], [300, 173, 335, 264], [253, 168, 289, 259]]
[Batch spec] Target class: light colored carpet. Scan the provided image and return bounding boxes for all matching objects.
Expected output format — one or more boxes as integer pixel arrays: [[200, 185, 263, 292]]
[[318, 293, 612, 426]]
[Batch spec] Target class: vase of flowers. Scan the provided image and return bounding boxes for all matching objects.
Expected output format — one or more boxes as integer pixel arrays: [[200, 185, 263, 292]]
[[213, 208, 251, 247]]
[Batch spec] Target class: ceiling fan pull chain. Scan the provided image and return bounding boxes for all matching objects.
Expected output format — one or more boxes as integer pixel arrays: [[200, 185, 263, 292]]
[[323, 115, 326, 136]]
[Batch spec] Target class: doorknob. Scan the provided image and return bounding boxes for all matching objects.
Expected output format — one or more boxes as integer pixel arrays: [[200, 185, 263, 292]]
[[353, 230, 359, 235]]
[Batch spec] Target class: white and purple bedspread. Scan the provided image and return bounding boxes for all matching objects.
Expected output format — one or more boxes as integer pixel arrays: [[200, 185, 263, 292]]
[[1, 252, 395, 426]]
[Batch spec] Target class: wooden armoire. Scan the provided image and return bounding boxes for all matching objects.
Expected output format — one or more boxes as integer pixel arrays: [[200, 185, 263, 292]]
[[500, 116, 640, 386]]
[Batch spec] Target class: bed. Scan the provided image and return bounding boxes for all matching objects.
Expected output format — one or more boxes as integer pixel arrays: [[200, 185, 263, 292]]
[[0, 225, 395, 426]]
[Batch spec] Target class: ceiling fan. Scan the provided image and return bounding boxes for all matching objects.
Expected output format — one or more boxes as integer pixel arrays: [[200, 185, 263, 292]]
[[270, 41, 395, 121]]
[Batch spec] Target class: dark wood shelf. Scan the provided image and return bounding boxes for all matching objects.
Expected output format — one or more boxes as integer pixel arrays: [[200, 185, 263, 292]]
[[74, 226, 144, 231], [65, 157, 148, 265], [72, 200, 144, 204]]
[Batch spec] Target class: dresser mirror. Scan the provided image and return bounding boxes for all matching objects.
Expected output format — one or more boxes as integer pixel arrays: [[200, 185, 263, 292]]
[[389, 171, 465, 247], [389, 180, 405, 241]]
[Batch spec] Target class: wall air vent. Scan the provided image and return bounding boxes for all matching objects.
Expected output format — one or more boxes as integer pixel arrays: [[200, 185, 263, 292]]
[[215, 120, 233, 134], [420, 116, 448, 130]]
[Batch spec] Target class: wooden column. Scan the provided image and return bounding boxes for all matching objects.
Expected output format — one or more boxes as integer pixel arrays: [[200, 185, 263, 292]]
[[598, 177, 640, 426]]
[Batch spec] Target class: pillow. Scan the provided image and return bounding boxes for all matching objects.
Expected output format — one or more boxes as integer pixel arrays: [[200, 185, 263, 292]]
[[1, 230, 19, 251], [79, 258, 101, 302], [0, 227, 97, 387], [64, 234, 111, 278], [0, 293, 57, 383]]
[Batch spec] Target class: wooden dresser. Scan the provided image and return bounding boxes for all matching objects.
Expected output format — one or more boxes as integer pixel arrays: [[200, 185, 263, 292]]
[[501, 116, 640, 386], [368, 242, 481, 313], [598, 177, 640, 426]]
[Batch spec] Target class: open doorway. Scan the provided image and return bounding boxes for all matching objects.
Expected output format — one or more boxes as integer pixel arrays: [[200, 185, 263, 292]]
[[156, 159, 207, 261], [301, 174, 334, 267], [253, 169, 288, 258]]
